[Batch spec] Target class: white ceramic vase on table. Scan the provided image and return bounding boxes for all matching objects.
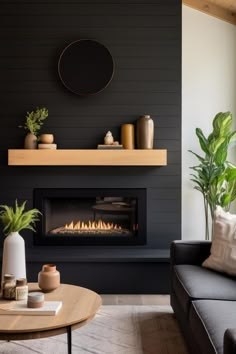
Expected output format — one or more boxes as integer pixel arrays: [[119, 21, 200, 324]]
[[1, 231, 26, 284]]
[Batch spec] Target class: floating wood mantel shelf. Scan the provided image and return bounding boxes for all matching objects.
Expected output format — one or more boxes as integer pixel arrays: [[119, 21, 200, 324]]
[[8, 149, 167, 166]]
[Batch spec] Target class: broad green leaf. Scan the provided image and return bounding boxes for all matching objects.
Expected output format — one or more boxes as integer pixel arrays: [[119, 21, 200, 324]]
[[225, 167, 236, 181], [220, 194, 231, 207], [213, 112, 232, 137], [196, 128, 210, 155], [214, 139, 228, 166], [208, 137, 226, 155]]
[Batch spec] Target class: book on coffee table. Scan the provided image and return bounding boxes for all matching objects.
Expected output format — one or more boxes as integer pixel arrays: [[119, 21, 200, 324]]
[[0, 301, 62, 316]]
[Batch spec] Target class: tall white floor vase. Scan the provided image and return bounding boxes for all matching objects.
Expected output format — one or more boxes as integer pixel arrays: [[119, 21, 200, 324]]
[[1, 232, 26, 283]]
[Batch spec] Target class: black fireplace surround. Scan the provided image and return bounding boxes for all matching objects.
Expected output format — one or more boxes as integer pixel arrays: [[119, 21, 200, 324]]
[[34, 188, 146, 246]]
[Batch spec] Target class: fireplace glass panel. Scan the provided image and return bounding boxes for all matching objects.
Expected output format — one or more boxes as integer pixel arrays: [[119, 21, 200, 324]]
[[46, 197, 136, 236], [34, 189, 146, 245]]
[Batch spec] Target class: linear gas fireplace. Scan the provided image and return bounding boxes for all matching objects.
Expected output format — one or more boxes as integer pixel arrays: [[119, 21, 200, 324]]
[[34, 188, 146, 245]]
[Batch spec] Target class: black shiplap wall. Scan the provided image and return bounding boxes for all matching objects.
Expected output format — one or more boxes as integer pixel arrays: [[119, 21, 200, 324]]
[[0, 0, 181, 249]]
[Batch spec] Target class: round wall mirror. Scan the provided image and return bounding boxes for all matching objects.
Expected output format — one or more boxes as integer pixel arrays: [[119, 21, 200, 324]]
[[58, 39, 114, 95]]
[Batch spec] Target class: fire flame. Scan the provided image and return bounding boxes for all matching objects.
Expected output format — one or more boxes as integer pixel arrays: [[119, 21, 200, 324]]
[[65, 220, 122, 231]]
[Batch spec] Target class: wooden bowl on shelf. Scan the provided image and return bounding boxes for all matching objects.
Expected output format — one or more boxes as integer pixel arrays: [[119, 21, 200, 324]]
[[40, 134, 54, 144]]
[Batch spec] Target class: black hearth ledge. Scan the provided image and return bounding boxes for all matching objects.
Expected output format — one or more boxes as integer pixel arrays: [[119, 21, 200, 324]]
[[0, 247, 169, 263], [0, 247, 170, 293]]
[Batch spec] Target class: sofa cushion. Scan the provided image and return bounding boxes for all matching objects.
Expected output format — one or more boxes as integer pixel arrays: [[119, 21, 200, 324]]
[[173, 264, 236, 316], [190, 300, 236, 354], [203, 206, 236, 276]]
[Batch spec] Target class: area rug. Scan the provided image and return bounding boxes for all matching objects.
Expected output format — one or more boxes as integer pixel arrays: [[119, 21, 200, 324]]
[[0, 305, 188, 354]]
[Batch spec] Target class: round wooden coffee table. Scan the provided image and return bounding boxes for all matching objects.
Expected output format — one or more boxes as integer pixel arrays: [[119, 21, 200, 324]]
[[0, 283, 102, 354]]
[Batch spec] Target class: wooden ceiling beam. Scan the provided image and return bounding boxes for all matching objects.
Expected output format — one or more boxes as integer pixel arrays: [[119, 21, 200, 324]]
[[183, 0, 236, 25]]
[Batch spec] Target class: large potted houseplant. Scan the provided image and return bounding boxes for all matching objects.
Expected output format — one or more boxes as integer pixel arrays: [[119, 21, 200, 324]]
[[190, 111, 236, 240], [0, 200, 40, 281], [19, 107, 48, 149]]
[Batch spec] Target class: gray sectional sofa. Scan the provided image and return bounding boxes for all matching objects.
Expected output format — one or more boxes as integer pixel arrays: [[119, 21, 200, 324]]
[[170, 240, 236, 354]]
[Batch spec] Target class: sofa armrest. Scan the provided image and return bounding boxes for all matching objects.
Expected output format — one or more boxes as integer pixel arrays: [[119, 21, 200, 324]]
[[224, 329, 236, 354], [170, 240, 211, 267]]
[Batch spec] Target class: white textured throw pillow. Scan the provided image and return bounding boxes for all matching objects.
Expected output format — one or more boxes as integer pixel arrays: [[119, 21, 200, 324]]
[[202, 206, 236, 276]]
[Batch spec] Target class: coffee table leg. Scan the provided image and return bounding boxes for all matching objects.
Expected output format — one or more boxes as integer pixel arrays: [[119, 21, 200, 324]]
[[67, 326, 72, 354]]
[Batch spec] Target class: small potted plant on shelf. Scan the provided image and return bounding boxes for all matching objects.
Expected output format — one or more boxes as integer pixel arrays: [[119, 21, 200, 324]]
[[0, 200, 41, 281], [19, 107, 48, 149]]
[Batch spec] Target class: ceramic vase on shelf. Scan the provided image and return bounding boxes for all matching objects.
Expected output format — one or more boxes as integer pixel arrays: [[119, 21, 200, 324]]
[[24, 132, 37, 149], [38, 264, 60, 292], [40, 134, 54, 144], [1, 232, 26, 285], [121, 124, 135, 149], [136, 115, 154, 149]]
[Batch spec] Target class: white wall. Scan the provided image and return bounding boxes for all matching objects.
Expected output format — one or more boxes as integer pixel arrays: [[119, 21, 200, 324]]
[[182, 5, 236, 240]]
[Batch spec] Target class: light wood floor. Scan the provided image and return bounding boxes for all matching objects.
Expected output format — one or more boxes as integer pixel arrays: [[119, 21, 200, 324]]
[[101, 294, 170, 305]]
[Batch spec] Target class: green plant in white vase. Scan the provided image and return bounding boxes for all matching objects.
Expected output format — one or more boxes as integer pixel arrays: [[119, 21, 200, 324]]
[[189, 112, 236, 240], [0, 200, 41, 281], [19, 107, 48, 149]]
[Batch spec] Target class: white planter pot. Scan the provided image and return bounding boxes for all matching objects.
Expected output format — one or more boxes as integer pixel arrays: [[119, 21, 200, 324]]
[[1, 232, 26, 283]]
